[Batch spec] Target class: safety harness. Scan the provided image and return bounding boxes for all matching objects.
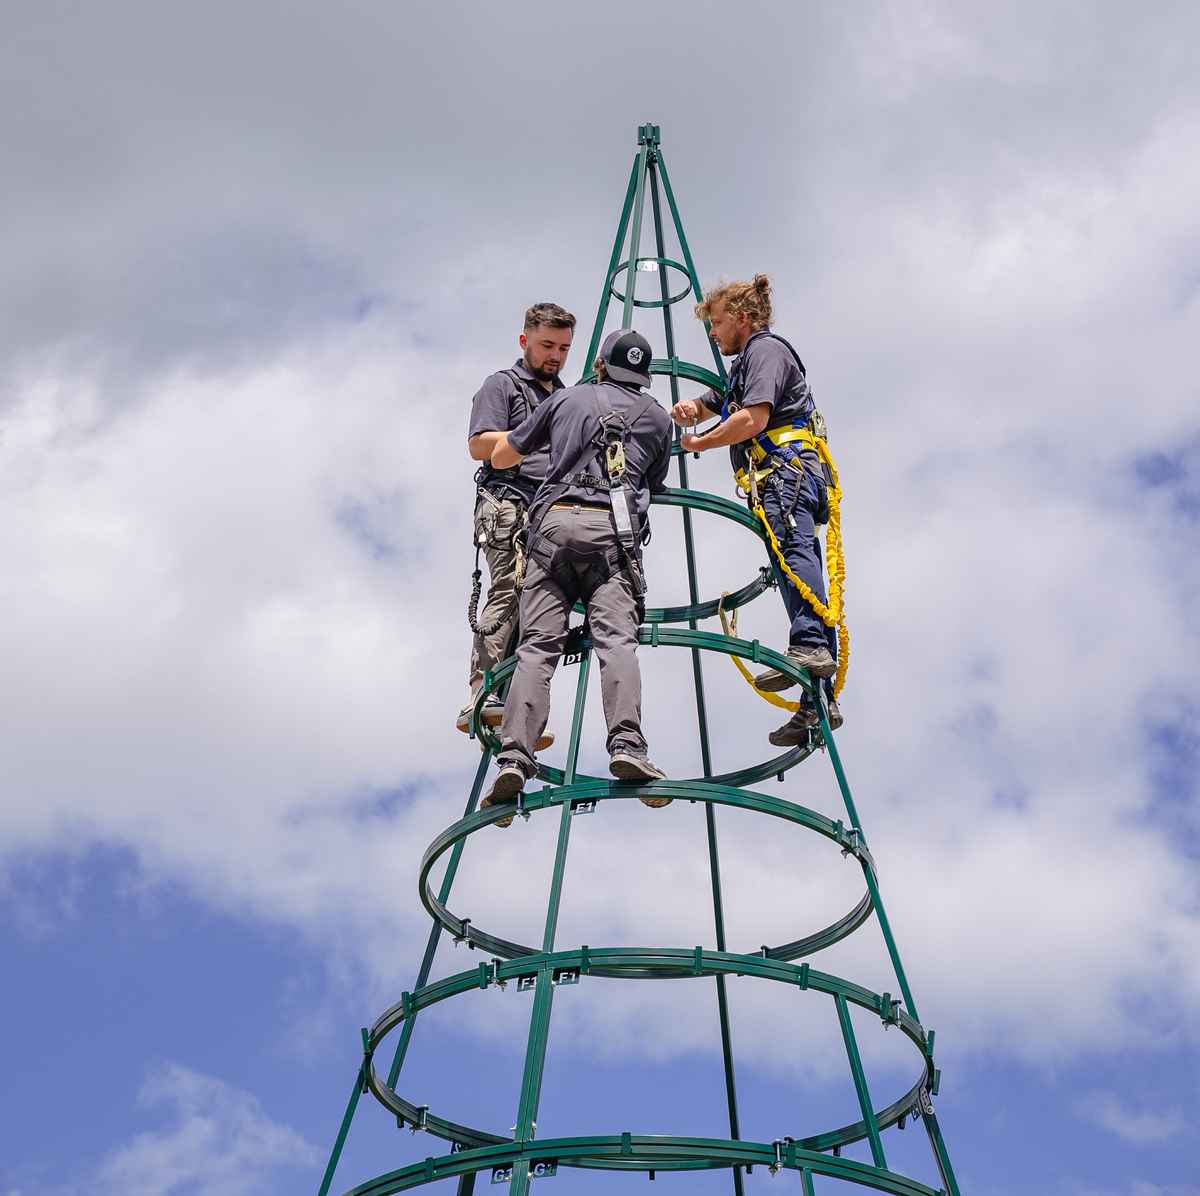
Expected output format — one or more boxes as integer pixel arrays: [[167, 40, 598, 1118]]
[[720, 334, 850, 698], [525, 392, 658, 619], [466, 369, 544, 636]]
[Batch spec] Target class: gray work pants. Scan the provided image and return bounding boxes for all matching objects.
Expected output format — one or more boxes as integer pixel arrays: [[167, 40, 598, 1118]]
[[498, 507, 645, 773], [468, 495, 524, 690]]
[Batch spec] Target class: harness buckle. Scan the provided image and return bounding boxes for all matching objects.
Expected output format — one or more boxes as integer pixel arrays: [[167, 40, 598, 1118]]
[[605, 438, 627, 478]]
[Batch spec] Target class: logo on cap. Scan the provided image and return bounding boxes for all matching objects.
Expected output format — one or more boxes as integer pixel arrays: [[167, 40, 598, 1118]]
[[626, 346, 644, 366]]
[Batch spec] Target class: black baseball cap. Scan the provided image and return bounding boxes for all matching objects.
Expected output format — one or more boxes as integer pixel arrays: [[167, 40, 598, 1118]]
[[600, 328, 653, 388]]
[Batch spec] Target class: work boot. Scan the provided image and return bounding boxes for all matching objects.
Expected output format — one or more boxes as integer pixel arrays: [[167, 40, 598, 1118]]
[[824, 697, 844, 731], [609, 750, 670, 807], [768, 709, 817, 748], [481, 761, 527, 829], [753, 644, 836, 691]]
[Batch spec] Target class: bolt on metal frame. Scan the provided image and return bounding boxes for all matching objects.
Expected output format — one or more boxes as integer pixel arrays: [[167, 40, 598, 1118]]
[[317, 123, 961, 1196]]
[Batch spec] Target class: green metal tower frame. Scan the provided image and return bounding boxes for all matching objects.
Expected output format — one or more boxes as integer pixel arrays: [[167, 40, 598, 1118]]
[[317, 124, 962, 1196]]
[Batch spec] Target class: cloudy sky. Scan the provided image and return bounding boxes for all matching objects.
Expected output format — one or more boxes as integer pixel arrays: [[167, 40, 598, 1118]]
[[2, 2, 1197, 1194]]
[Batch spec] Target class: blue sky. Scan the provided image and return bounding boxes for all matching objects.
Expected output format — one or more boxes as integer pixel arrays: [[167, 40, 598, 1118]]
[[1, 3, 1197, 1194]]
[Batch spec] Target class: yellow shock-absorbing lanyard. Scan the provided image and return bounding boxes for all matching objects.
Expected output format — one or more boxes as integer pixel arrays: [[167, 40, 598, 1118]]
[[728, 426, 850, 700]]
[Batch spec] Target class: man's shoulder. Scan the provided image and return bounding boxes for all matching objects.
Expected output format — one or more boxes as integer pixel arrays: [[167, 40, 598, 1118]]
[[745, 333, 793, 365], [478, 365, 522, 390]]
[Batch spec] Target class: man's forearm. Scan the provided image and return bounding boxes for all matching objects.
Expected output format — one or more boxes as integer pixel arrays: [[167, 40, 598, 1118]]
[[491, 432, 523, 470], [468, 431, 504, 461], [689, 406, 769, 451]]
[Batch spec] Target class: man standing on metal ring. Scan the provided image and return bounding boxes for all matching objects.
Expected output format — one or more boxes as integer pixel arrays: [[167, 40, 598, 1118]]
[[460, 303, 576, 745], [671, 274, 843, 742], [480, 329, 673, 827]]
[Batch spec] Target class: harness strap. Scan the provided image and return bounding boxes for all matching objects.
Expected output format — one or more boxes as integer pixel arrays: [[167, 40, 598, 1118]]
[[739, 433, 851, 699], [717, 594, 802, 713]]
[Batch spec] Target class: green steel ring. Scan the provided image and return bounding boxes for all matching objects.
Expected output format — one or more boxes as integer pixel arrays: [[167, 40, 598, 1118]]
[[359, 947, 935, 1189], [348, 1137, 938, 1195], [347, 1136, 940, 1196], [419, 780, 873, 965], [608, 256, 694, 308], [472, 627, 817, 790], [579, 356, 725, 393]]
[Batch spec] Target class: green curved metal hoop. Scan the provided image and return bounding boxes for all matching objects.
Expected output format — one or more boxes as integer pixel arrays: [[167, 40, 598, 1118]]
[[359, 950, 933, 1185], [608, 256, 694, 307], [417, 780, 877, 964]]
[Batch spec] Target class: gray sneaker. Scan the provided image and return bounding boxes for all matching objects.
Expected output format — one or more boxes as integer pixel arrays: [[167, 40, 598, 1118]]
[[609, 751, 670, 806], [456, 693, 503, 734], [754, 644, 836, 691], [481, 763, 526, 829], [457, 698, 555, 750]]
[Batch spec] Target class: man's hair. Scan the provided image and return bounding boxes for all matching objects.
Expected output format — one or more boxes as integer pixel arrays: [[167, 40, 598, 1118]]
[[694, 274, 773, 329], [524, 302, 576, 332]]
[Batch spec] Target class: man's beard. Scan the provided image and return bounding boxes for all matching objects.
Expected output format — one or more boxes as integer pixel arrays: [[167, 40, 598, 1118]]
[[524, 354, 559, 382]]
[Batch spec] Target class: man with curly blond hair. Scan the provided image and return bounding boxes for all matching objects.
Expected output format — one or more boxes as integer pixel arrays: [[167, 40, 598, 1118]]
[[671, 274, 841, 741]]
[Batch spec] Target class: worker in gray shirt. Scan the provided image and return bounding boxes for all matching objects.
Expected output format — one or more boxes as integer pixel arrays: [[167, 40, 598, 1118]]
[[460, 302, 576, 745], [674, 275, 843, 743], [481, 329, 673, 825]]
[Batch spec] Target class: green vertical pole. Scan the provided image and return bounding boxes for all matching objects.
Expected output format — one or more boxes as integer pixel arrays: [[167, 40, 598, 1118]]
[[922, 1108, 962, 1196], [800, 1167, 816, 1196], [507, 649, 591, 1196], [620, 135, 651, 330], [656, 150, 727, 380], [318, 750, 492, 1196], [647, 150, 744, 1196], [386, 749, 491, 1087], [815, 697, 920, 1023], [834, 994, 887, 1170], [583, 159, 639, 370], [315, 1071, 365, 1196]]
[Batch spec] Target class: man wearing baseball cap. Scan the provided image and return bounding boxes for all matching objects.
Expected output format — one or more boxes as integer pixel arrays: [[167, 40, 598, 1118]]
[[480, 328, 673, 824]]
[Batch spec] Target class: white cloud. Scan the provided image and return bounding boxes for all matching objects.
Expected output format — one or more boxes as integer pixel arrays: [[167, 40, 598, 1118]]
[[93, 1063, 318, 1196], [0, 0, 1198, 1099], [1077, 1090, 1186, 1146]]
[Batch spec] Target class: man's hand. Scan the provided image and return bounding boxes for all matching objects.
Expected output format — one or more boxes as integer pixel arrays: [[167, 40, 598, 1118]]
[[681, 432, 706, 453], [671, 398, 703, 426]]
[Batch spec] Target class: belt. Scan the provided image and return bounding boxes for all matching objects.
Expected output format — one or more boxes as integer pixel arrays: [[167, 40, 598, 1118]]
[[550, 501, 610, 512]]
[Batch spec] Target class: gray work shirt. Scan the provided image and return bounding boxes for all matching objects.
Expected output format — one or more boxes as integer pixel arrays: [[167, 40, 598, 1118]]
[[469, 359, 562, 504], [701, 329, 819, 475], [509, 380, 673, 536]]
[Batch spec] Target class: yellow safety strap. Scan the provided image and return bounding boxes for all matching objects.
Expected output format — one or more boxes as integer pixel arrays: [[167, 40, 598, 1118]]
[[716, 594, 801, 713], [732, 428, 850, 699]]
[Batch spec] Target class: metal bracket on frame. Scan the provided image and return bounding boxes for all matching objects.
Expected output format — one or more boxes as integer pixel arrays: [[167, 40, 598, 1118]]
[[880, 992, 901, 1028]]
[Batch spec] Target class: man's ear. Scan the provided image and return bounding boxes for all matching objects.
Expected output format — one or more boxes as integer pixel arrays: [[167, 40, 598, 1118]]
[[519, 332, 528, 351]]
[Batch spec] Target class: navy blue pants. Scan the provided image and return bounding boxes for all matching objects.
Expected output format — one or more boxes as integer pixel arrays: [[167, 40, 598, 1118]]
[[760, 464, 836, 701]]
